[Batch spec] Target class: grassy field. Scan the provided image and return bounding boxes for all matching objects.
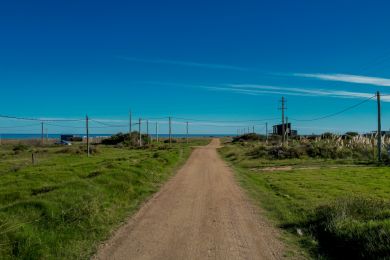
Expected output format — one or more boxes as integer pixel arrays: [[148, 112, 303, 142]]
[[219, 141, 390, 259], [0, 138, 209, 259]]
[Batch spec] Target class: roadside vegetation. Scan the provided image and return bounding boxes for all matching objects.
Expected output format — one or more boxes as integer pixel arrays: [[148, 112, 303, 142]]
[[0, 135, 209, 259], [220, 134, 390, 259]]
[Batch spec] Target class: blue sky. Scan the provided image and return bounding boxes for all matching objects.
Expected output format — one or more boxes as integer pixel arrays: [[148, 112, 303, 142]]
[[1, 0, 390, 134]]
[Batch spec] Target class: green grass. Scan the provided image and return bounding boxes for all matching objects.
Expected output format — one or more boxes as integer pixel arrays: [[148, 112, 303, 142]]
[[0, 138, 209, 259], [219, 142, 390, 259]]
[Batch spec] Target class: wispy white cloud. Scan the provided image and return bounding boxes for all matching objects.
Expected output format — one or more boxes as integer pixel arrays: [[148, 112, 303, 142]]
[[295, 73, 390, 87], [118, 57, 248, 71], [204, 84, 388, 101]]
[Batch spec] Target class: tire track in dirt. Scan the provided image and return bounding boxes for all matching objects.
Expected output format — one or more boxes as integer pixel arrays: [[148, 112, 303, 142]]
[[95, 138, 284, 259]]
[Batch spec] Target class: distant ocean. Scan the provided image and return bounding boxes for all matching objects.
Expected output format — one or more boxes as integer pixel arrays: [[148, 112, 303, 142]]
[[0, 134, 233, 140]]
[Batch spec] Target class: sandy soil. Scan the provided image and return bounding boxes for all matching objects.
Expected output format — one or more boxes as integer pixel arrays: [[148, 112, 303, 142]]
[[95, 139, 284, 260]]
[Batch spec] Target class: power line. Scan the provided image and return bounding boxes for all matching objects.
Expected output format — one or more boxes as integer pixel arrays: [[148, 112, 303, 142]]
[[291, 95, 376, 122], [45, 123, 105, 129], [172, 116, 279, 123], [0, 123, 40, 129], [0, 114, 83, 122], [90, 119, 128, 127]]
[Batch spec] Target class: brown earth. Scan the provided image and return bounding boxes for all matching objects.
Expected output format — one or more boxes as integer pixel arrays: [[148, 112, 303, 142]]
[[95, 138, 284, 260]]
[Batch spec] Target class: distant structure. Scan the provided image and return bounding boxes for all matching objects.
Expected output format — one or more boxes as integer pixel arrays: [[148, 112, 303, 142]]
[[364, 130, 390, 137], [272, 123, 297, 137], [60, 134, 82, 141]]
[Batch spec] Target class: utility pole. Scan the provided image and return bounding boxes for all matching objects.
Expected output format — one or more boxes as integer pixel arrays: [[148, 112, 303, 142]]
[[266, 122, 268, 142], [127, 110, 132, 146], [279, 97, 286, 144], [155, 122, 159, 143], [377, 91, 382, 162], [129, 110, 132, 134], [169, 117, 172, 145], [286, 117, 289, 143], [41, 122, 44, 145], [146, 119, 149, 144], [252, 126, 255, 134], [186, 121, 189, 144], [86, 115, 90, 157], [139, 118, 142, 147]]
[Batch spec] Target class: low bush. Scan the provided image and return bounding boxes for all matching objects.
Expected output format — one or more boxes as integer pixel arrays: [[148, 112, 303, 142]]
[[57, 147, 83, 154], [309, 197, 390, 259], [246, 141, 375, 161], [102, 132, 150, 146], [232, 133, 264, 143], [12, 144, 29, 154], [164, 139, 177, 143]]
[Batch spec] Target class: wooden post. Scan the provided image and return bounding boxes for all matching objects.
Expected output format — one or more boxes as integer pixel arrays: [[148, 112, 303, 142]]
[[146, 119, 149, 144], [377, 91, 382, 162], [86, 115, 90, 157], [281, 97, 285, 144], [169, 117, 172, 146], [139, 118, 142, 147], [41, 122, 44, 145], [129, 110, 132, 145], [286, 116, 289, 143], [155, 122, 159, 143], [32, 153, 35, 165], [129, 110, 132, 134], [186, 121, 189, 144]]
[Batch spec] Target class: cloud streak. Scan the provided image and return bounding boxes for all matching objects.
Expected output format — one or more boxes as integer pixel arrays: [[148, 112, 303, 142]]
[[295, 73, 390, 87], [204, 84, 388, 101], [118, 57, 248, 71]]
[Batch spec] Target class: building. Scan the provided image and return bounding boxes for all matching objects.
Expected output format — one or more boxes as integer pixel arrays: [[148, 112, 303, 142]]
[[272, 123, 297, 136], [61, 134, 74, 141], [60, 134, 82, 141]]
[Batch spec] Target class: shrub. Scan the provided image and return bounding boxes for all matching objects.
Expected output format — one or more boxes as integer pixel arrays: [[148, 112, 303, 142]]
[[309, 197, 390, 259], [57, 147, 83, 154], [101, 133, 128, 145], [232, 133, 264, 143], [164, 139, 177, 143], [249, 144, 306, 159], [247, 145, 268, 158], [345, 132, 359, 138], [12, 144, 29, 154], [101, 132, 150, 146]]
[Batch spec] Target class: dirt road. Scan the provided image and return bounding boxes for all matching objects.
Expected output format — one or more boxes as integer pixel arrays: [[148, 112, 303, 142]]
[[96, 139, 284, 259]]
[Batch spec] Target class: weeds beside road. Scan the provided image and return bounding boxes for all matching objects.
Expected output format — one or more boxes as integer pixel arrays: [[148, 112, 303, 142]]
[[0, 139, 209, 259], [219, 140, 390, 259]]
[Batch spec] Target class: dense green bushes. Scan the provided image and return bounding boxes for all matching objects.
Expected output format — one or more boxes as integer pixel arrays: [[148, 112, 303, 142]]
[[232, 133, 264, 142], [309, 197, 390, 259], [101, 132, 149, 146]]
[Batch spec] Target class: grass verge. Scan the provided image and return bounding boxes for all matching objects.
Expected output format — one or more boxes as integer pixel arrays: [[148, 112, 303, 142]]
[[219, 142, 390, 259], [0, 139, 209, 259]]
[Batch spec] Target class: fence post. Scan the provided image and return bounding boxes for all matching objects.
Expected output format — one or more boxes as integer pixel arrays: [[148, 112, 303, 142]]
[[86, 115, 90, 157], [377, 91, 382, 162]]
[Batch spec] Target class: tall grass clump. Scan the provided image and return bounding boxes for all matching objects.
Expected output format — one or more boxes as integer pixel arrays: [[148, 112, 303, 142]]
[[308, 197, 390, 259]]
